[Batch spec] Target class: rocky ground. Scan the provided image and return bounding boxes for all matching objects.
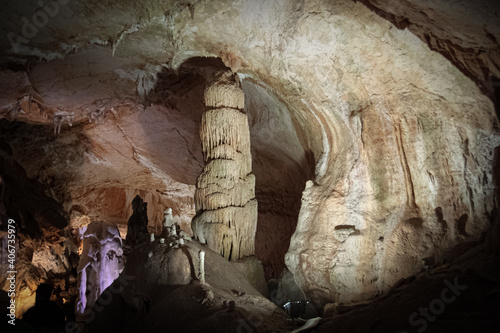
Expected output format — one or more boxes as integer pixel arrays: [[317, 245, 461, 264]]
[[86, 228, 289, 333], [312, 239, 500, 333]]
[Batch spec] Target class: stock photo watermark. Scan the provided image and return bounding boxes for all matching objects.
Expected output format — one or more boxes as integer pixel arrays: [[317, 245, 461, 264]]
[[5, 219, 17, 326], [401, 277, 468, 333], [7, 0, 72, 52]]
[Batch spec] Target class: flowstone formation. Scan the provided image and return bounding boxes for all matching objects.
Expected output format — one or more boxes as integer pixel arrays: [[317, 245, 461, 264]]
[[87, 198, 286, 333], [76, 221, 124, 318], [192, 71, 258, 261]]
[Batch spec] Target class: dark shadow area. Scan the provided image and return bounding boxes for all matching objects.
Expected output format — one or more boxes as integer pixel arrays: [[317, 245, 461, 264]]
[[0, 121, 68, 235], [486, 146, 500, 254], [456, 214, 468, 236], [434, 207, 448, 232], [243, 80, 315, 279], [136, 57, 233, 186]]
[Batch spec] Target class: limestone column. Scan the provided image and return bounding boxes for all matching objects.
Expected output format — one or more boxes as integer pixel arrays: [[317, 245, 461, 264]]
[[192, 71, 257, 260]]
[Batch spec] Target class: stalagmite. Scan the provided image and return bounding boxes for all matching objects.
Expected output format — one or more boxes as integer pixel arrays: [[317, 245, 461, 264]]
[[164, 208, 173, 228], [192, 71, 258, 260], [76, 221, 124, 318], [162, 208, 176, 238], [198, 250, 206, 284]]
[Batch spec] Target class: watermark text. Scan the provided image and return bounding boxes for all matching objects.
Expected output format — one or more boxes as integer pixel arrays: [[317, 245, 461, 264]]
[[5, 219, 17, 326]]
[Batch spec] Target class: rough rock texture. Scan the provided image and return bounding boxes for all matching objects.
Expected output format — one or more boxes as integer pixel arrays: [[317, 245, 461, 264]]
[[0, 95, 199, 235], [355, 0, 500, 98], [244, 80, 313, 279], [87, 223, 287, 333], [0, 0, 499, 311], [232, 256, 268, 297], [311, 241, 500, 333], [76, 221, 124, 318], [0, 140, 79, 317], [0, 57, 307, 279], [0, 224, 80, 318], [0, 136, 67, 235], [192, 71, 258, 260]]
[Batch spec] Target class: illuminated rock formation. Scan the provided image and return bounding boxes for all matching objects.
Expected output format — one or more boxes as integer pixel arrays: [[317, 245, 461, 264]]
[[1, 0, 499, 313], [192, 71, 258, 260], [76, 221, 124, 318]]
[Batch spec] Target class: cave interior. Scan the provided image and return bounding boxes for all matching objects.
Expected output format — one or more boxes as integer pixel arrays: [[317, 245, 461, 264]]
[[0, 0, 500, 332]]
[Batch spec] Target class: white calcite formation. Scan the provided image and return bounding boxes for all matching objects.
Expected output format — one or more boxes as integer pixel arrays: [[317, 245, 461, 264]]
[[76, 221, 124, 318], [163, 208, 174, 228], [198, 250, 205, 284], [192, 71, 258, 260]]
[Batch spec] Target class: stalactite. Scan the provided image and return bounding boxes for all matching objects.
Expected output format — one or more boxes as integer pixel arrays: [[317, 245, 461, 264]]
[[204, 81, 245, 110], [192, 70, 257, 261], [194, 174, 256, 211], [200, 108, 251, 161]]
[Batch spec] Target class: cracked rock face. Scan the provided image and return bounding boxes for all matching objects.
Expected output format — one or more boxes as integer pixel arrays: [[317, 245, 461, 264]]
[[354, 0, 500, 98], [1, 0, 500, 310]]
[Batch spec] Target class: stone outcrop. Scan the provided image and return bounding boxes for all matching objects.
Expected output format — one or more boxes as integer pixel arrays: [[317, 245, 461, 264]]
[[76, 221, 124, 318], [192, 71, 258, 260], [87, 228, 286, 333], [125, 195, 149, 247], [354, 0, 500, 98]]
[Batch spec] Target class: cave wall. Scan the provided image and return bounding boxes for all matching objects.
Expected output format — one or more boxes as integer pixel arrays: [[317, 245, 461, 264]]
[[243, 80, 313, 279], [354, 0, 500, 98], [0, 72, 203, 235], [160, 0, 500, 306], [0, 58, 311, 280], [0, 0, 499, 310]]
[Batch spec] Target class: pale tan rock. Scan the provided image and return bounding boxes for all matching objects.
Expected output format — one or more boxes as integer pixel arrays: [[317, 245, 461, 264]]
[[355, 0, 500, 96], [0, 0, 499, 312], [193, 71, 258, 260], [195, 174, 255, 211], [200, 108, 252, 161], [204, 84, 245, 110], [193, 199, 258, 260]]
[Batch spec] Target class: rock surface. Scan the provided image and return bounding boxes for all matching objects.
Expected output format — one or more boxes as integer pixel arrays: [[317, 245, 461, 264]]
[[87, 227, 287, 333], [0, 0, 499, 311], [355, 0, 500, 98], [311, 241, 500, 332], [193, 70, 258, 260], [76, 221, 124, 318]]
